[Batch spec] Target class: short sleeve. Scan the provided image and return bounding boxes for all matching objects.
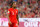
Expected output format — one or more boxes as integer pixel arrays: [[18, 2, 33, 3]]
[[17, 10, 18, 15], [7, 9, 10, 14]]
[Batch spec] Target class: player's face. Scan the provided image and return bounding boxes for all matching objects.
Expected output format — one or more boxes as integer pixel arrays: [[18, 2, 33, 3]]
[[12, 3, 16, 8]]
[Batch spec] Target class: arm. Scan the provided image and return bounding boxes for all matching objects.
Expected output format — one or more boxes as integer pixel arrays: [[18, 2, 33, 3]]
[[17, 15, 19, 25], [7, 11, 12, 24], [16, 10, 19, 25], [8, 14, 10, 23]]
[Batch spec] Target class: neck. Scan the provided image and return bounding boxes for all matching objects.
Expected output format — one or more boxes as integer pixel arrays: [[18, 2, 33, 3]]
[[12, 7, 16, 9]]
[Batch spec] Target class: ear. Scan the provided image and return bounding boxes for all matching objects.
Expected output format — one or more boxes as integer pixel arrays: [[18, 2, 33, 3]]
[[12, 5, 13, 7]]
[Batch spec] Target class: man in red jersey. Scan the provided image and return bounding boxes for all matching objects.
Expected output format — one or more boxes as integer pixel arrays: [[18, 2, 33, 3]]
[[8, 2, 19, 27]]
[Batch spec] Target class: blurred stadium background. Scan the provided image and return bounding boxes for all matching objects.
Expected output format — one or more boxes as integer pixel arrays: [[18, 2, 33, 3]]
[[0, 0, 40, 18], [0, 0, 40, 27]]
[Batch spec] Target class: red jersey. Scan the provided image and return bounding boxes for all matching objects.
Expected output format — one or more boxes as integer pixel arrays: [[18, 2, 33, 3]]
[[8, 8, 18, 23]]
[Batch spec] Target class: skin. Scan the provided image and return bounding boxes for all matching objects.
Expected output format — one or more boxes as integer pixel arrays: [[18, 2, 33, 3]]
[[12, 2, 17, 9], [8, 2, 19, 25]]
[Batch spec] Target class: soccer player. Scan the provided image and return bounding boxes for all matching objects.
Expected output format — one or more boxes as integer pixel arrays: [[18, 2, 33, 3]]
[[8, 2, 19, 27]]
